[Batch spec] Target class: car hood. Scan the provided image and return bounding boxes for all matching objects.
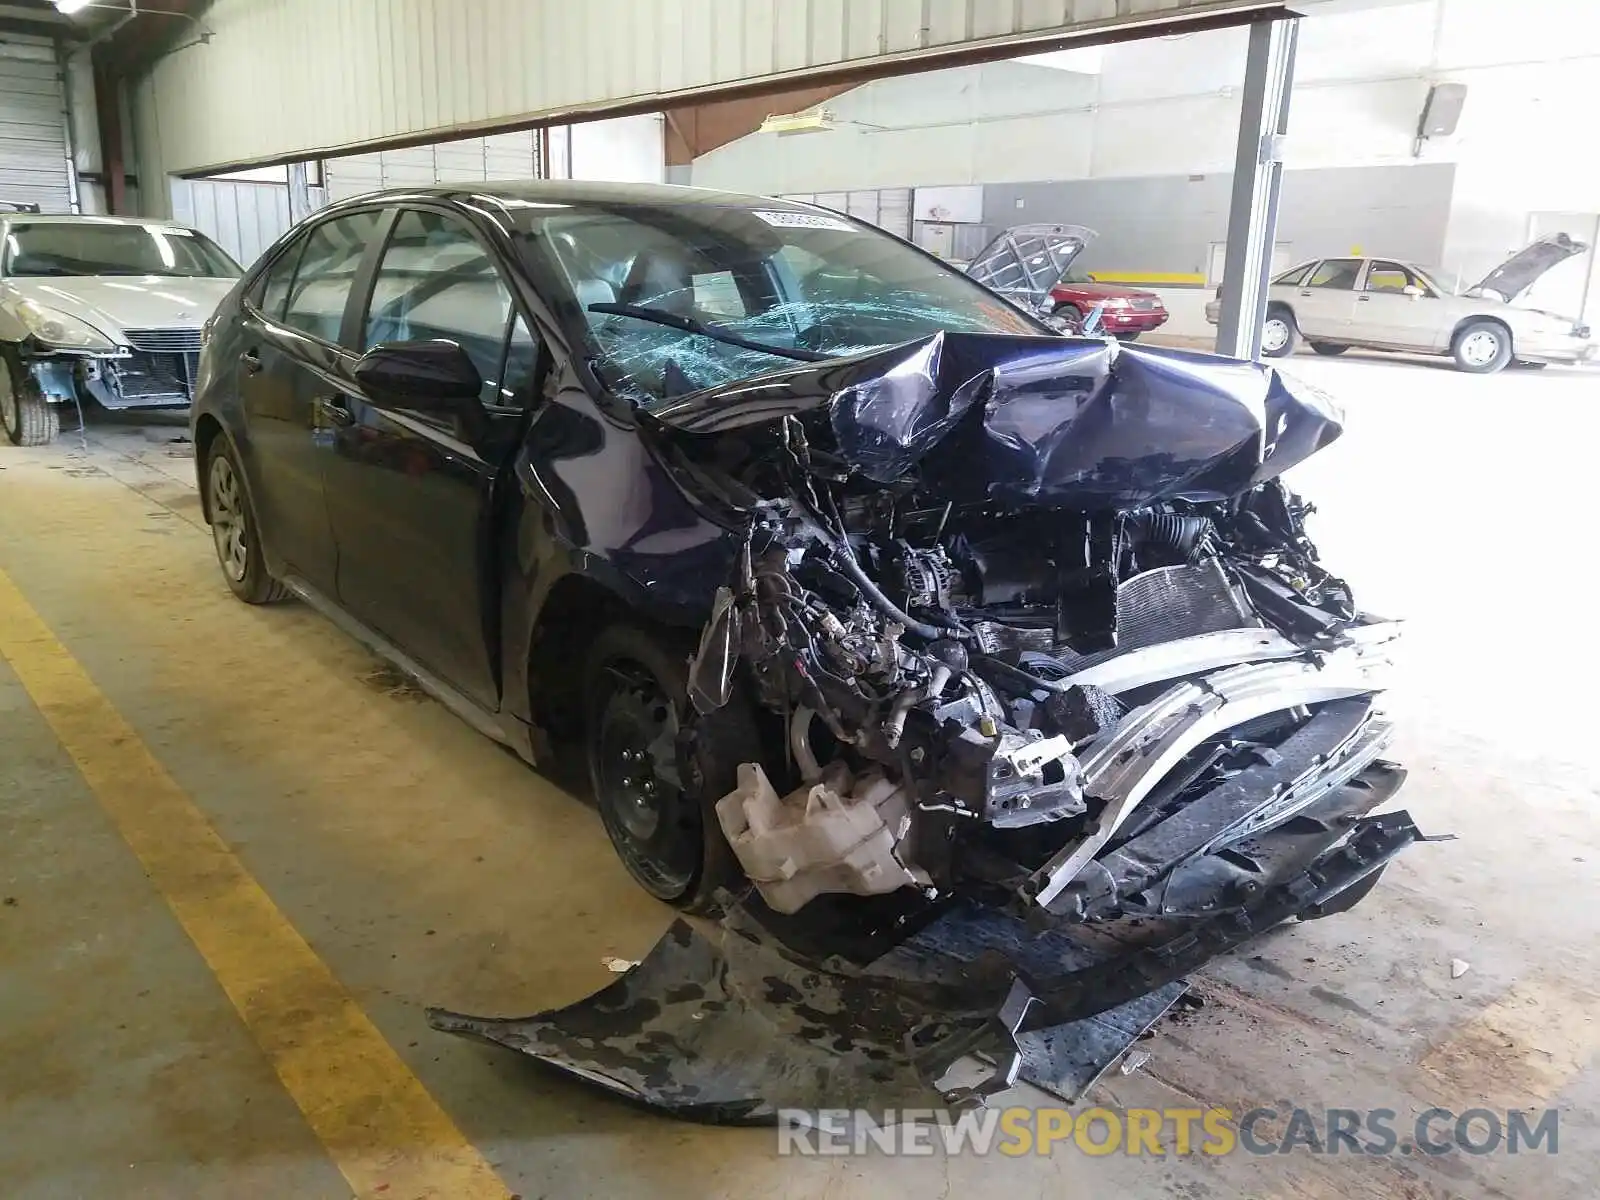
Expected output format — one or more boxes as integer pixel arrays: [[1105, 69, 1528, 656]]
[[1051, 281, 1160, 301], [1470, 233, 1587, 303], [965, 225, 1093, 306], [644, 331, 1342, 507], [1, 275, 234, 340]]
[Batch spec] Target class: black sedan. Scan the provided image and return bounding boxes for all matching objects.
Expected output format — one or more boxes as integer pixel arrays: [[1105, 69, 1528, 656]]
[[194, 184, 1417, 1113]]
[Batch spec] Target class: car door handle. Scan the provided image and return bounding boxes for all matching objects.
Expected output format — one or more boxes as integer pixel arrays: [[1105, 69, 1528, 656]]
[[1356, 295, 1371, 302], [320, 398, 354, 427], [241, 349, 262, 373], [1299, 290, 1313, 297]]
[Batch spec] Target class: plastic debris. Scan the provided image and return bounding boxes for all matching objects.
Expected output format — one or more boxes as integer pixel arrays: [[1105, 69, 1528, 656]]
[[603, 956, 639, 974], [1119, 1049, 1152, 1076], [1450, 958, 1471, 979]]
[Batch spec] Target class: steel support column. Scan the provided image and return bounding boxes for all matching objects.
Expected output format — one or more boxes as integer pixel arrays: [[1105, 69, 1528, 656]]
[[1214, 17, 1299, 361]]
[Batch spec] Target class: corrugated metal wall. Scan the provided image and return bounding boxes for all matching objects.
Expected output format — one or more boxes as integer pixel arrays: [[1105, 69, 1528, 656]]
[[325, 131, 541, 201], [0, 35, 74, 213], [168, 178, 299, 268], [130, 0, 1276, 184]]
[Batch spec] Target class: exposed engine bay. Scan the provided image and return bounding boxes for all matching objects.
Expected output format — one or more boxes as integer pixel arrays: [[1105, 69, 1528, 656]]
[[697, 477, 1383, 918], [431, 332, 1426, 1121]]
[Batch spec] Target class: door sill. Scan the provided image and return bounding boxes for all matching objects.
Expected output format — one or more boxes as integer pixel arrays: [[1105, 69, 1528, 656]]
[[280, 574, 537, 764]]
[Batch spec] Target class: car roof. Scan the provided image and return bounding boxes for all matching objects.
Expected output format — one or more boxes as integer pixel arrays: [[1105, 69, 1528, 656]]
[[319, 179, 821, 216], [0, 213, 203, 231]]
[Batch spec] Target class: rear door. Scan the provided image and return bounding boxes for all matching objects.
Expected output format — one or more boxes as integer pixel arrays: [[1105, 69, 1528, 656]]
[[1351, 260, 1447, 350], [322, 206, 538, 708], [237, 209, 387, 593], [1291, 258, 1362, 339]]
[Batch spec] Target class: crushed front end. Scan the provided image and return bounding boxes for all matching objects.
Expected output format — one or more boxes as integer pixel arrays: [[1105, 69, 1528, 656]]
[[431, 333, 1428, 1120]]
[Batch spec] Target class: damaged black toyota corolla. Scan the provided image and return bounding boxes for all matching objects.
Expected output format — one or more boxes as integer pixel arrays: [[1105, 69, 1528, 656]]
[[194, 182, 1426, 1121]]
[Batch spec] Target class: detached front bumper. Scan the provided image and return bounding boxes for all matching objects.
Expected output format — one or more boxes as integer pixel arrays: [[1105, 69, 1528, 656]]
[[429, 808, 1423, 1121]]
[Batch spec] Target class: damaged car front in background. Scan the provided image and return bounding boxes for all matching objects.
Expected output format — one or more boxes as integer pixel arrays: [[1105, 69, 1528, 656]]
[[434, 324, 1425, 1119]]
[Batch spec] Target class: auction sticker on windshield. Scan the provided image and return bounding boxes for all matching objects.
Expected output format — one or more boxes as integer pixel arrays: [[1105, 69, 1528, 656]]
[[753, 210, 857, 231]]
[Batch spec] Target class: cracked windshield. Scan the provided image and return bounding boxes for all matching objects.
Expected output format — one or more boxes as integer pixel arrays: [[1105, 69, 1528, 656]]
[[523, 203, 1039, 404]]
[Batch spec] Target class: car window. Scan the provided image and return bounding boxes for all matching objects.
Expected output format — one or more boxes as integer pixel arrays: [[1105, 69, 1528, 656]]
[[281, 211, 384, 343], [1, 221, 239, 278], [1364, 261, 1416, 293], [1305, 259, 1361, 290], [362, 209, 514, 404], [254, 242, 305, 320], [1273, 263, 1313, 286], [523, 205, 1037, 404]]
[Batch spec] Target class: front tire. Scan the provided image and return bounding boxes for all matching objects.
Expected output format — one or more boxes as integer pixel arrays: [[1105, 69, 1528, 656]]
[[584, 624, 758, 913], [205, 438, 287, 604], [1452, 320, 1512, 374], [1261, 307, 1298, 358], [1049, 305, 1084, 335], [1309, 341, 1348, 356], [0, 355, 59, 447]]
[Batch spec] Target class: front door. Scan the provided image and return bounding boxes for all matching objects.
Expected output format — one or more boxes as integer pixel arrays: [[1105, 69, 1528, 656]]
[[323, 207, 539, 709], [1292, 258, 1362, 340], [1350, 260, 1447, 351], [238, 210, 385, 592]]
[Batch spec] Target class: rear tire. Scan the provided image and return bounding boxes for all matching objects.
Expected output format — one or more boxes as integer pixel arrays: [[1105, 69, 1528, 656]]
[[1309, 342, 1348, 356], [583, 624, 760, 914], [1261, 307, 1298, 358], [1117, 331, 1141, 343], [1451, 319, 1512, 374], [0, 355, 59, 447], [205, 437, 288, 604]]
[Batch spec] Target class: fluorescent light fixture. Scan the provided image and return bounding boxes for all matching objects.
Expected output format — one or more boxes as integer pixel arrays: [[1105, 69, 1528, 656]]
[[758, 110, 836, 135], [53, 0, 95, 13]]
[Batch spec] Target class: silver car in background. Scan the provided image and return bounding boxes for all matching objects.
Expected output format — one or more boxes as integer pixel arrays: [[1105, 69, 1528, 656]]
[[0, 215, 241, 446], [1205, 235, 1593, 373]]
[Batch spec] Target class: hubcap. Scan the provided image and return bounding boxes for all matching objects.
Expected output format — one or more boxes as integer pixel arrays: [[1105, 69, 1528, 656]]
[[1262, 317, 1290, 353], [594, 665, 696, 899], [1460, 329, 1500, 367], [208, 453, 249, 582]]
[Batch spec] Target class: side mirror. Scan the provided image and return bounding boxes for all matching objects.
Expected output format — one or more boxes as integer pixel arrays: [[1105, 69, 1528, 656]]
[[354, 340, 482, 408], [1402, 284, 1425, 298]]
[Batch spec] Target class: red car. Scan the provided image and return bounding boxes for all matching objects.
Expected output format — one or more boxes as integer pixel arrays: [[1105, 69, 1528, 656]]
[[966, 223, 1170, 340], [1047, 269, 1169, 339]]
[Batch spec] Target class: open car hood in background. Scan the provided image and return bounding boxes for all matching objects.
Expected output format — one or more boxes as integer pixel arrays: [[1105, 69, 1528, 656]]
[[1471, 232, 1588, 302], [645, 332, 1343, 508], [964, 224, 1094, 308]]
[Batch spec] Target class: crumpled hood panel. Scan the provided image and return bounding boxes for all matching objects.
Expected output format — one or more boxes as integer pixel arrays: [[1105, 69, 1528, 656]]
[[647, 332, 1342, 507]]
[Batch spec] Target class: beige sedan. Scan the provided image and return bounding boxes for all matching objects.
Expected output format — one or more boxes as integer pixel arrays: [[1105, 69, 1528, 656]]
[[1205, 238, 1593, 373]]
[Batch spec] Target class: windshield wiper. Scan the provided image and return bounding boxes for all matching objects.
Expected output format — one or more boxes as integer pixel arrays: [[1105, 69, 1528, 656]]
[[587, 302, 828, 363]]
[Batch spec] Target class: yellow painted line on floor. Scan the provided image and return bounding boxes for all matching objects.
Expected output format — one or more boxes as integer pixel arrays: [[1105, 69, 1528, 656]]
[[1413, 976, 1600, 1113], [1088, 271, 1207, 286], [0, 566, 511, 1200]]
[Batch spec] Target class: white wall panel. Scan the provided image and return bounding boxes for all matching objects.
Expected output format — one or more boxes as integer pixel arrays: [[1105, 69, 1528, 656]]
[[129, 0, 1273, 187]]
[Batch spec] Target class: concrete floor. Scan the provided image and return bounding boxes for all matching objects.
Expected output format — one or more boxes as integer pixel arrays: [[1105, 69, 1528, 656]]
[[2, 355, 1597, 1198]]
